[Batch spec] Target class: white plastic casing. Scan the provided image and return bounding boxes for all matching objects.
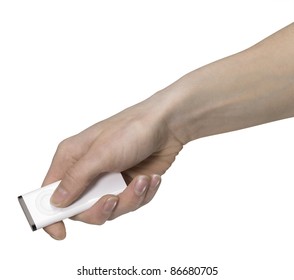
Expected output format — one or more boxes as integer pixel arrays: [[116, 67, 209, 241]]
[[18, 172, 126, 231]]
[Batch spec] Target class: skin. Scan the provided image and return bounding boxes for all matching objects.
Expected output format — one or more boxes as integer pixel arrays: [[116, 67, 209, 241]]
[[42, 23, 294, 240]]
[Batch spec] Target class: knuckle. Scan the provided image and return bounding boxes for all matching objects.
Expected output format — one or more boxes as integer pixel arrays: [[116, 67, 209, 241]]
[[56, 137, 74, 158], [142, 193, 156, 206], [87, 214, 107, 225], [129, 198, 144, 212], [63, 168, 82, 190], [72, 212, 107, 225]]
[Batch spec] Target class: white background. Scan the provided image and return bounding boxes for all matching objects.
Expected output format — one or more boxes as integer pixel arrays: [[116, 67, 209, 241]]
[[1, 1, 294, 279]]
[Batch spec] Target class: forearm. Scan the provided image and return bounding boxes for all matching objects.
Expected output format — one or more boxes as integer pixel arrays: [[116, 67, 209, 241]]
[[156, 23, 294, 144]]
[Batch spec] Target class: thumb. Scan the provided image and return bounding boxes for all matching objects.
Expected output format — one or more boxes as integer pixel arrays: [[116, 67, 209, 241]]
[[50, 156, 102, 207]]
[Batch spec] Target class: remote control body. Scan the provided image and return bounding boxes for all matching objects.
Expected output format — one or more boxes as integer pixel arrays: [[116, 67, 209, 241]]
[[18, 172, 126, 231]]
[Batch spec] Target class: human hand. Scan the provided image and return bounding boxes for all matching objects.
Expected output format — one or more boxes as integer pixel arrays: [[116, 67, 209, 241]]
[[42, 95, 183, 240], [42, 23, 294, 240]]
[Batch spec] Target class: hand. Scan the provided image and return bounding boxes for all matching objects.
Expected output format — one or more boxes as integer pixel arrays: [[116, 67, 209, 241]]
[[42, 23, 294, 240], [42, 95, 183, 240]]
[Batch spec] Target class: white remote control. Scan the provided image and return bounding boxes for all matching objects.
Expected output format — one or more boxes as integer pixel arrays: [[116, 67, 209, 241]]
[[18, 172, 126, 231]]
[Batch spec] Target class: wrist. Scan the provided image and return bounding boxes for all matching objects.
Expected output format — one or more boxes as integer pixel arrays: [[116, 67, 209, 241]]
[[147, 24, 294, 147], [151, 73, 205, 145]]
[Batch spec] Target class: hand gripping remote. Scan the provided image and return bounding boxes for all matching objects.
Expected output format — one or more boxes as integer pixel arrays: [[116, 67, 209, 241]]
[[18, 173, 126, 231]]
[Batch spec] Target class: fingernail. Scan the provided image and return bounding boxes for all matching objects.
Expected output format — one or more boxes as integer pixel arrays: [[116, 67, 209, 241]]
[[50, 187, 69, 207], [103, 197, 118, 214], [151, 175, 161, 190], [134, 176, 148, 196]]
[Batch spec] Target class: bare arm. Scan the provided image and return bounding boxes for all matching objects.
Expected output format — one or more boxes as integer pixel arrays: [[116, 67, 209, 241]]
[[160, 23, 294, 143], [44, 23, 294, 240]]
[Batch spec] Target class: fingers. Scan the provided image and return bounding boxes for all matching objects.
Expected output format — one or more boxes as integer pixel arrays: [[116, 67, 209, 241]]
[[71, 195, 119, 224], [50, 155, 102, 207], [43, 221, 66, 240], [44, 174, 161, 239], [72, 174, 161, 225], [110, 174, 161, 220], [41, 138, 94, 239], [41, 137, 84, 187], [41, 141, 75, 240]]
